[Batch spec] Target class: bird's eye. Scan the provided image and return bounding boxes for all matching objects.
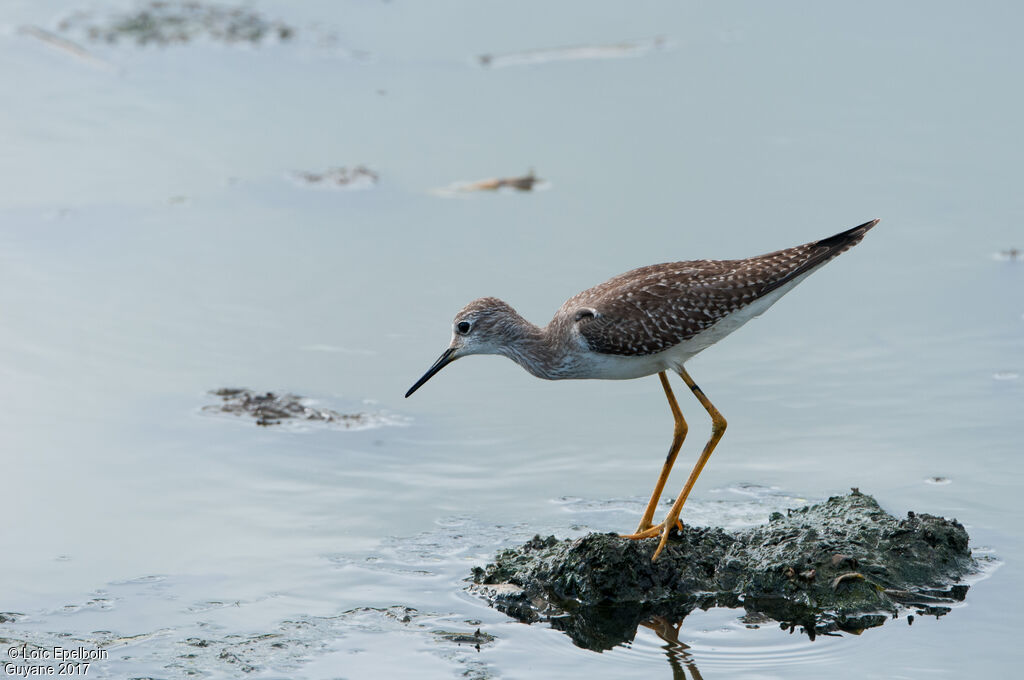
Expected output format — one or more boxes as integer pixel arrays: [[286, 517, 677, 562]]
[[456, 321, 472, 335]]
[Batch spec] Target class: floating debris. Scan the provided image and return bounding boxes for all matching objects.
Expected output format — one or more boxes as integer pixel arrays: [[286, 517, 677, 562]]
[[17, 25, 113, 69], [432, 170, 546, 197], [478, 36, 668, 68], [463, 172, 540, 192], [58, 1, 295, 47], [992, 371, 1020, 381], [925, 476, 952, 485], [471, 490, 978, 648], [290, 165, 379, 190], [203, 388, 394, 429], [992, 248, 1021, 261]]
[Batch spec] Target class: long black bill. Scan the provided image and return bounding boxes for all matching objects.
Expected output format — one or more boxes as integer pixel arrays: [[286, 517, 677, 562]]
[[405, 347, 457, 398]]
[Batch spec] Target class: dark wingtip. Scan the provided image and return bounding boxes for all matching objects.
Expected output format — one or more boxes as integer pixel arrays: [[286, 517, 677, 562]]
[[816, 218, 880, 251], [842, 218, 880, 238]]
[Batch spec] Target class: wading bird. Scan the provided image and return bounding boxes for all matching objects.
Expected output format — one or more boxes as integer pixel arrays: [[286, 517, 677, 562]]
[[406, 220, 878, 560]]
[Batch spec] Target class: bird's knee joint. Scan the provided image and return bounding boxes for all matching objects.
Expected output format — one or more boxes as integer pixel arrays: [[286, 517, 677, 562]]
[[712, 416, 728, 435]]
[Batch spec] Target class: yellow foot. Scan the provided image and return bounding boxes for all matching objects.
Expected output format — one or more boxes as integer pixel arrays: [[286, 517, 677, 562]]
[[620, 525, 661, 540], [620, 518, 684, 542]]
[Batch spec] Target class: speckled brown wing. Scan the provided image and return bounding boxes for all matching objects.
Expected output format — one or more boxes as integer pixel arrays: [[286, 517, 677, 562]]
[[568, 221, 877, 357]]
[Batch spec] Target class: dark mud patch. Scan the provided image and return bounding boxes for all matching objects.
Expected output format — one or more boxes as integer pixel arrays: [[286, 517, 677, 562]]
[[203, 388, 399, 429], [58, 1, 295, 47], [470, 490, 977, 649]]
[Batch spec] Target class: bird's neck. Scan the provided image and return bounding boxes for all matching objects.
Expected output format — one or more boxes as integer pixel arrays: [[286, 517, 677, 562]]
[[498, 316, 574, 380]]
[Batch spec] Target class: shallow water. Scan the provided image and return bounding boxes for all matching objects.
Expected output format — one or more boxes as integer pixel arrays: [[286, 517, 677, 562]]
[[1, 1, 1021, 678]]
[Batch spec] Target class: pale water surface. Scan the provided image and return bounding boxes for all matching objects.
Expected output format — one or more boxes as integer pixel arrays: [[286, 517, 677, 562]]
[[1, 1, 1021, 678]]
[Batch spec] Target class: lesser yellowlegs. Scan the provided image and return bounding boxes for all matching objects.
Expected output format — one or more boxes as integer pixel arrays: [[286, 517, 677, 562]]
[[406, 219, 879, 560]]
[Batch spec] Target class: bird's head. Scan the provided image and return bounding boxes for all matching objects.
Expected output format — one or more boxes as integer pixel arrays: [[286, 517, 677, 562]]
[[405, 297, 523, 397]]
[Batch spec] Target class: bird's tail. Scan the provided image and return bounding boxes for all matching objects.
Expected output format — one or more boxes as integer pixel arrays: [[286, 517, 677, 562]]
[[753, 219, 880, 299]]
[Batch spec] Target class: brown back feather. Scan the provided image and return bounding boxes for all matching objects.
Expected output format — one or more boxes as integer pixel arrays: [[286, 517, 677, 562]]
[[565, 220, 877, 356]]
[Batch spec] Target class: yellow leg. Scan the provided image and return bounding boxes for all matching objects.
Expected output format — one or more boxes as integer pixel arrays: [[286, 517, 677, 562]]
[[651, 367, 727, 561], [622, 372, 688, 537]]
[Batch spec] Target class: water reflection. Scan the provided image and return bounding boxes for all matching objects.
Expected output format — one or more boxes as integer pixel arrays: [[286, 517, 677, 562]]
[[641, 616, 705, 680], [568, 605, 961, 679], [557, 595, 969, 646]]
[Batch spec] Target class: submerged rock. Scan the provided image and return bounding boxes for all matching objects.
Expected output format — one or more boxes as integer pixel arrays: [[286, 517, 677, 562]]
[[470, 491, 975, 648]]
